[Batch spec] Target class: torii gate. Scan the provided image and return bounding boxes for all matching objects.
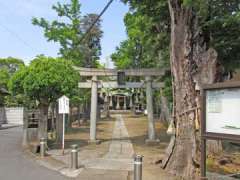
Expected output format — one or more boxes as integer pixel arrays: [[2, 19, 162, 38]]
[[74, 67, 166, 144]]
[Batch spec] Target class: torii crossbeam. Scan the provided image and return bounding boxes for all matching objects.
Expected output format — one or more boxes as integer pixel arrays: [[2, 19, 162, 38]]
[[74, 67, 167, 144]]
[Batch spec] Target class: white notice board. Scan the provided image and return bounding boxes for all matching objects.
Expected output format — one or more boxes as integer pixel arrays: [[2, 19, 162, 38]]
[[206, 88, 240, 135], [58, 95, 69, 114]]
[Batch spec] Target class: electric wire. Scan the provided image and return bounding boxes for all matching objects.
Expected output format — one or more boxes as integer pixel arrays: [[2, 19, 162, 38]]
[[0, 23, 38, 53], [80, 0, 114, 43]]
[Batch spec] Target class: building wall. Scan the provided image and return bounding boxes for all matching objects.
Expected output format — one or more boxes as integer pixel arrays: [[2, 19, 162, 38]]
[[5, 107, 24, 125]]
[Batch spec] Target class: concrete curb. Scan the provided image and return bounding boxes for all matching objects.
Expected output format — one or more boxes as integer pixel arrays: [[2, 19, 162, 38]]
[[24, 148, 84, 178]]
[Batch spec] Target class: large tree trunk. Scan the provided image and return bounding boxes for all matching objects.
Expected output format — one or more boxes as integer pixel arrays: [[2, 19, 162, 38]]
[[56, 103, 63, 144], [165, 1, 221, 178], [38, 102, 49, 140], [50, 102, 56, 132]]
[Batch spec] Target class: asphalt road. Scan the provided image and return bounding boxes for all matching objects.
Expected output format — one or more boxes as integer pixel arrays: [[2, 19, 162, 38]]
[[0, 126, 70, 180]]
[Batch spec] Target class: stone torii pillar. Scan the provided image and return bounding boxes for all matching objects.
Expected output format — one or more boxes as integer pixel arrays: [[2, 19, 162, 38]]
[[145, 76, 159, 144], [89, 76, 100, 144]]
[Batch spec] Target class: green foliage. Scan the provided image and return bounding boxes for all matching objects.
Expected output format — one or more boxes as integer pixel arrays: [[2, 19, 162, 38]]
[[162, 75, 173, 103], [112, 1, 170, 69], [0, 57, 25, 106], [112, 0, 172, 102], [9, 56, 79, 105], [0, 68, 10, 89], [201, 0, 240, 71], [32, 0, 102, 67], [180, 0, 240, 72], [116, 0, 240, 104], [0, 57, 24, 74]]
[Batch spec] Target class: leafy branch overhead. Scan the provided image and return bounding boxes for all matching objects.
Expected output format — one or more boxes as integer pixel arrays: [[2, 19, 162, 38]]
[[32, 0, 103, 67]]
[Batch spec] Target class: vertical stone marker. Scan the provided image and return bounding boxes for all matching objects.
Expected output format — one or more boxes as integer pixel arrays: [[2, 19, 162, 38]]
[[145, 76, 159, 145], [89, 76, 100, 144]]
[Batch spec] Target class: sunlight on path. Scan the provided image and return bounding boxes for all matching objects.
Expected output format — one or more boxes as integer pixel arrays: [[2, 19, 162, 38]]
[[83, 114, 134, 171], [104, 114, 134, 159]]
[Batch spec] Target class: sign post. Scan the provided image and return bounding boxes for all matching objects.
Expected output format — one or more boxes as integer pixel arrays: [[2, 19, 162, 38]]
[[201, 82, 240, 179], [58, 95, 69, 155]]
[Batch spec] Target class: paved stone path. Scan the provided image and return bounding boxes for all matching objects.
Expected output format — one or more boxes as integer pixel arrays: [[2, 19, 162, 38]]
[[48, 114, 134, 179], [82, 114, 134, 171]]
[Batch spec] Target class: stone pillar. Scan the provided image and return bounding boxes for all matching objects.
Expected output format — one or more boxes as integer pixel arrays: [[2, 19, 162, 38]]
[[135, 90, 139, 104], [140, 90, 144, 100], [109, 95, 113, 108], [123, 96, 127, 110], [145, 76, 159, 144], [100, 91, 103, 99], [89, 76, 99, 143], [104, 94, 108, 103], [116, 96, 120, 110], [129, 95, 133, 110]]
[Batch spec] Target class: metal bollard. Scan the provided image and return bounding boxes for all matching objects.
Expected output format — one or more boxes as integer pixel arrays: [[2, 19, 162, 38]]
[[71, 144, 78, 170], [134, 155, 143, 180], [40, 138, 46, 158]]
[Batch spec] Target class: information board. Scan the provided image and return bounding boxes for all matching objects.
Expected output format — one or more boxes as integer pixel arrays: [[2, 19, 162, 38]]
[[206, 88, 240, 136], [58, 95, 69, 114]]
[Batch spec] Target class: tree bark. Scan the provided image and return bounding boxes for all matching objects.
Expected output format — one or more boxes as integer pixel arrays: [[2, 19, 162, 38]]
[[165, 0, 221, 178], [51, 103, 56, 132], [56, 103, 63, 144], [38, 103, 49, 140], [159, 89, 171, 124]]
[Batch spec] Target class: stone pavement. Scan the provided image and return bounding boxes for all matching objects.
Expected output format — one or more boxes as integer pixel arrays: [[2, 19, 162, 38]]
[[82, 114, 134, 171], [47, 114, 134, 179]]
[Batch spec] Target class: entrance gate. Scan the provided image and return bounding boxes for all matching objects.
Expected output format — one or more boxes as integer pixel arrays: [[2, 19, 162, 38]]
[[74, 67, 166, 143]]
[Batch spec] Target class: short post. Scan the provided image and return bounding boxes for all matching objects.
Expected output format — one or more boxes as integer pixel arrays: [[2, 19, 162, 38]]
[[134, 155, 143, 180], [40, 137, 46, 158], [71, 144, 78, 170]]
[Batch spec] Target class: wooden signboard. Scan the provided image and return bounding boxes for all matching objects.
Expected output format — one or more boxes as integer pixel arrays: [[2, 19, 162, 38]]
[[58, 95, 69, 114], [58, 95, 69, 155], [201, 81, 240, 179]]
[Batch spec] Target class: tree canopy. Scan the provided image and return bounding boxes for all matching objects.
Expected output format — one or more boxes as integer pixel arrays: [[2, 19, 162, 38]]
[[111, 1, 240, 177], [0, 57, 25, 106], [8, 56, 79, 105], [32, 0, 103, 67], [112, 1, 170, 69]]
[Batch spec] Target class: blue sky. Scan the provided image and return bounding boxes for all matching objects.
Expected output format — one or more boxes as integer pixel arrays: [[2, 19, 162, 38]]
[[0, 0, 129, 67]]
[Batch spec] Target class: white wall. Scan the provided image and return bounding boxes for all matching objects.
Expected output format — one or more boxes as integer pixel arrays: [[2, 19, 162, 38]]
[[5, 107, 24, 125]]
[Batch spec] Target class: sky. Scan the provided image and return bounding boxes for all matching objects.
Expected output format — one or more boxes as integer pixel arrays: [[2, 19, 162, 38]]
[[0, 0, 129, 67]]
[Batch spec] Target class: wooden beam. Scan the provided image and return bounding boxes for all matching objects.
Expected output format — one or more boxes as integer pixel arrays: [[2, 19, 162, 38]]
[[78, 81, 164, 89], [73, 67, 167, 77]]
